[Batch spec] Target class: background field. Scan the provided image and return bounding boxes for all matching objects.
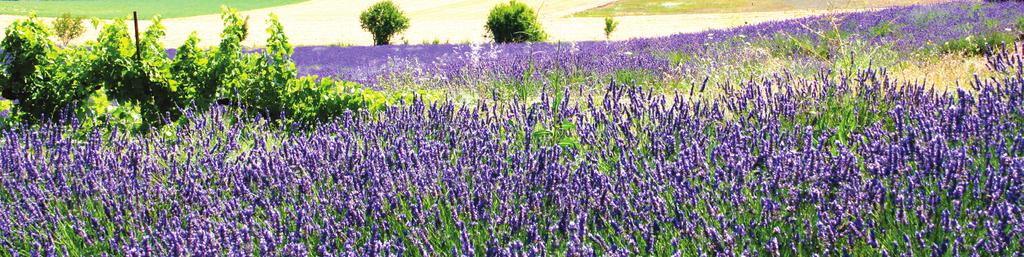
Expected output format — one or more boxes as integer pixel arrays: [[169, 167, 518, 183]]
[[0, 0, 952, 47], [576, 0, 948, 16], [0, 0, 306, 19]]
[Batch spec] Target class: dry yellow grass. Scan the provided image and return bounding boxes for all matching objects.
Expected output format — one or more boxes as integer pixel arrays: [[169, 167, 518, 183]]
[[890, 54, 994, 92], [0, 0, 955, 47]]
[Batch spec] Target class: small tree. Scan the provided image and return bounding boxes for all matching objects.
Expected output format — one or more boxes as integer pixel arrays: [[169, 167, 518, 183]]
[[52, 13, 85, 46], [603, 17, 619, 40], [486, 1, 547, 43], [360, 0, 410, 45]]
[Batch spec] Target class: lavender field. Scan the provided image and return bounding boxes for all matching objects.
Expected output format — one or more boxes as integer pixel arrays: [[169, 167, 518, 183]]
[[1, 1, 1023, 256], [293, 2, 1024, 89]]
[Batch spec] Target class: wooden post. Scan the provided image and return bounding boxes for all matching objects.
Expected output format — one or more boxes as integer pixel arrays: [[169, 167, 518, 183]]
[[133, 11, 140, 60]]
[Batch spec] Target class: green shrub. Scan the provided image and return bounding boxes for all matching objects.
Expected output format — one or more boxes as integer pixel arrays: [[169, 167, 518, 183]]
[[604, 17, 619, 40], [25, 46, 96, 118], [170, 32, 213, 108], [0, 8, 392, 130], [234, 14, 295, 117], [486, 1, 547, 43], [79, 89, 146, 133], [52, 13, 85, 46], [90, 17, 179, 124], [359, 0, 410, 45], [1, 15, 53, 104], [0, 15, 96, 120], [209, 7, 255, 102], [1014, 16, 1024, 41], [285, 76, 390, 124]]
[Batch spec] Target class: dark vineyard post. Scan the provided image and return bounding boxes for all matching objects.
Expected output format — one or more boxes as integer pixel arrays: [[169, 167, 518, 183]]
[[133, 11, 140, 60]]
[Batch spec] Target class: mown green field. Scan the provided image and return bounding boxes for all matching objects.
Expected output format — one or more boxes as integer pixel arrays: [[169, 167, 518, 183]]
[[0, 0, 306, 19], [575, 0, 931, 16]]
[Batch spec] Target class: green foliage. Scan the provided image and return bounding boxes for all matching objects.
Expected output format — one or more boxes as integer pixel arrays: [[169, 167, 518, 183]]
[[486, 0, 547, 43], [664, 51, 694, 67], [25, 47, 96, 118], [532, 120, 581, 151], [52, 13, 85, 46], [938, 32, 1015, 56], [611, 69, 656, 86], [170, 33, 213, 107], [1, 15, 53, 103], [421, 38, 448, 45], [90, 17, 179, 125], [0, 7, 391, 131], [79, 89, 146, 133], [0, 15, 95, 120], [0, 99, 16, 127], [284, 77, 392, 124], [209, 7, 253, 101], [603, 17, 619, 40], [359, 0, 410, 45], [868, 20, 899, 38], [0, 99, 11, 114], [233, 14, 294, 116]]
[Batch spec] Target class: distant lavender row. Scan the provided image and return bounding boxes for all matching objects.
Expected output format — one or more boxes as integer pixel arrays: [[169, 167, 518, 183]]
[[291, 2, 1024, 85]]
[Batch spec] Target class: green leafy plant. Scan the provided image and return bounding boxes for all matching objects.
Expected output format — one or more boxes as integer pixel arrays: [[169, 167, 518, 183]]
[[531, 120, 581, 151], [1, 15, 53, 104], [209, 7, 254, 103], [235, 14, 295, 117], [52, 13, 85, 46], [0, 7, 392, 130], [26, 46, 96, 118], [90, 17, 179, 125], [485, 0, 547, 43], [604, 16, 619, 40], [79, 89, 146, 133], [1, 15, 95, 120], [359, 0, 410, 45], [170, 32, 212, 108], [284, 76, 391, 124]]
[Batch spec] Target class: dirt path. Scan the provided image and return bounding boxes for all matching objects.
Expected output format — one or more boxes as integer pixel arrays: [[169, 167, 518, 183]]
[[0, 0, 948, 48]]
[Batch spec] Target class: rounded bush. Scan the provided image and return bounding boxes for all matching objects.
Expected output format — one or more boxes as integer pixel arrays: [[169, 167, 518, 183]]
[[359, 0, 410, 45], [485, 0, 547, 43], [52, 13, 85, 46]]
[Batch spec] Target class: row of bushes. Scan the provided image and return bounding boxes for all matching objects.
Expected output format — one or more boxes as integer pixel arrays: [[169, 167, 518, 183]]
[[362, 0, 554, 45], [49, 0, 607, 47], [0, 8, 394, 130]]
